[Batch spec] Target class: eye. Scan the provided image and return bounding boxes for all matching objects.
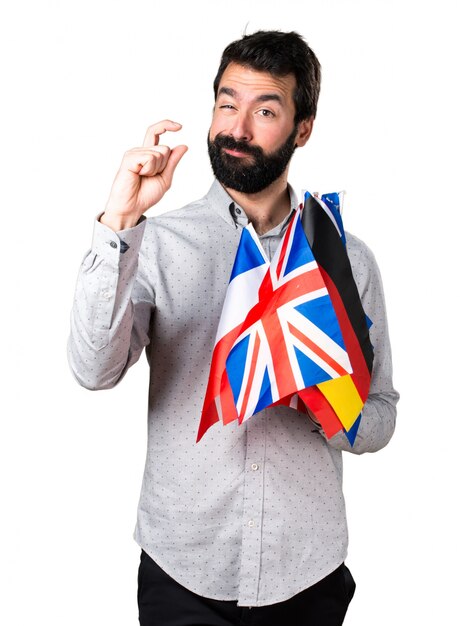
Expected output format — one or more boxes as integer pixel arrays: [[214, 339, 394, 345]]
[[258, 108, 275, 118], [219, 104, 236, 110]]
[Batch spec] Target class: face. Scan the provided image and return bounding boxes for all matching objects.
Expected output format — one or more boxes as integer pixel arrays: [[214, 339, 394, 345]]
[[208, 63, 312, 194]]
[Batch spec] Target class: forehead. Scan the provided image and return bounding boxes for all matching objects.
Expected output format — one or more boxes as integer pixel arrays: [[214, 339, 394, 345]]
[[217, 62, 297, 106]]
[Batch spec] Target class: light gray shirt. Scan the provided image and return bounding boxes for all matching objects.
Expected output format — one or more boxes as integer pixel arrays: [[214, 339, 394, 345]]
[[68, 180, 399, 607]]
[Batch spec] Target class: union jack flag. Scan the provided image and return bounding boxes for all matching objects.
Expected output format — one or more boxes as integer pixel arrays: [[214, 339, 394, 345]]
[[197, 204, 358, 442]]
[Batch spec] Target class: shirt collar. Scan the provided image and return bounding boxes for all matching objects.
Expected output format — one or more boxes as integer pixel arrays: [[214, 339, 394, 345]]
[[206, 179, 299, 231]]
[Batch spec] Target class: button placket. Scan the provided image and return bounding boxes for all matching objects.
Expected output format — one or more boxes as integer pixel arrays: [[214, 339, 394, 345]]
[[238, 414, 267, 605]]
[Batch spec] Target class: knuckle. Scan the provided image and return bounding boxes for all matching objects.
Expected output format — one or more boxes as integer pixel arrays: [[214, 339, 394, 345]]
[[156, 144, 170, 155]]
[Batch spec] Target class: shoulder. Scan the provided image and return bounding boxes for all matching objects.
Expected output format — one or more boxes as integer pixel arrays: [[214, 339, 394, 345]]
[[141, 194, 217, 241], [142, 181, 235, 240], [148, 195, 211, 224]]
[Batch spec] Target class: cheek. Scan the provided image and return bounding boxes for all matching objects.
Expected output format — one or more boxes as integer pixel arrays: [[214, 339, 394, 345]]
[[210, 106, 239, 140], [209, 116, 226, 141], [259, 128, 287, 152], [269, 122, 298, 149]]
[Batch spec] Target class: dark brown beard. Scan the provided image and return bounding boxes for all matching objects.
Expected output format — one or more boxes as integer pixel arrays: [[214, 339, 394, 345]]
[[207, 126, 298, 194]]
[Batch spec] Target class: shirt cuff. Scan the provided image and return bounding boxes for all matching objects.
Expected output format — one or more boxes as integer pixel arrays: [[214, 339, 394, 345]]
[[91, 214, 147, 266]]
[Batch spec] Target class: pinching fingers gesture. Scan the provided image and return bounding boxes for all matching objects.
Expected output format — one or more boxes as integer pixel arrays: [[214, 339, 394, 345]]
[[102, 120, 188, 231]]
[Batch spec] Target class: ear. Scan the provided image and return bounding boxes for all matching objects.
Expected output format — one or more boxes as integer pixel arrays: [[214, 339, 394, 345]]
[[295, 117, 314, 147]]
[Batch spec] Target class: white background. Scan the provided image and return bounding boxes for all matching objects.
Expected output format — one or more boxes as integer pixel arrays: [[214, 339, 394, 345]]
[[1, 0, 458, 623]]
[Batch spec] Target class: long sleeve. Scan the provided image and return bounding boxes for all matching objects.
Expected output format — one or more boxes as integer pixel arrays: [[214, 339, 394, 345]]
[[68, 217, 153, 390], [323, 236, 399, 454]]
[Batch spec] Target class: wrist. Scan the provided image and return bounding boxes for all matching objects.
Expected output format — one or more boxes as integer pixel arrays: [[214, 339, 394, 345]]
[[99, 212, 140, 232]]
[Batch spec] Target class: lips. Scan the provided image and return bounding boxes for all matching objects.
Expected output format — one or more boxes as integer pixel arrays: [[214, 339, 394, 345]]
[[213, 134, 263, 160], [223, 148, 252, 158]]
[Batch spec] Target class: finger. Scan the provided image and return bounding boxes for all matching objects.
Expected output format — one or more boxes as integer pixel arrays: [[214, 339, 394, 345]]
[[138, 149, 170, 176], [143, 120, 182, 147], [160, 144, 188, 186], [124, 144, 170, 164], [123, 148, 170, 176], [150, 146, 171, 172], [129, 144, 171, 157]]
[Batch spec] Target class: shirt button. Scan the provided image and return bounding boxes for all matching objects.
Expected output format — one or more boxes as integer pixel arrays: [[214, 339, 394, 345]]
[[251, 463, 259, 471], [109, 241, 118, 249], [101, 290, 111, 300], [248, 520, 255, 528], [235, 207, 242, 215]]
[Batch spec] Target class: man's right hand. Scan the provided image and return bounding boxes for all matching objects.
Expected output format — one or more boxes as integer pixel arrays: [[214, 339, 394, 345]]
[[101, 120, 188, 232]]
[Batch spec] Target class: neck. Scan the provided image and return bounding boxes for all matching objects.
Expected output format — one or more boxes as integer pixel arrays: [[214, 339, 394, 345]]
[[224, 172, 292, 235]]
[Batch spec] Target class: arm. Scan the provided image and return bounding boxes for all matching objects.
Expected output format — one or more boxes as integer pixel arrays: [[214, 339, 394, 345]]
[[68, 217, 152, 390], [68, 121, 187, 389], [322, 239, 399, 454]]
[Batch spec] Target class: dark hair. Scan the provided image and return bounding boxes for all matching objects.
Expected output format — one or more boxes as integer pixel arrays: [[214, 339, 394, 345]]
[[213, 30, 321, 123]]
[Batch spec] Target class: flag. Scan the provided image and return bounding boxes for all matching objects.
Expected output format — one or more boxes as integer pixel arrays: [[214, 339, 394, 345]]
[[302, 192, 374, 444], [197, 197, 372, 443]]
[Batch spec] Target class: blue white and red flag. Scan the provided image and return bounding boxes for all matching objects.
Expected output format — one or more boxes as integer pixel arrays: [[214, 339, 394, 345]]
[[197, 205, 355, 441]]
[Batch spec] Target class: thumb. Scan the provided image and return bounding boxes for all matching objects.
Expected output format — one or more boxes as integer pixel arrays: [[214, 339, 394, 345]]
[[161, 144, 188, 185]]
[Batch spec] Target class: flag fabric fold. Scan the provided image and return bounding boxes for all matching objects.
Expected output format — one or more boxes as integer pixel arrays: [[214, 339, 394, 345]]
[[302, 192, 374, 444], [197, 193, 373, 445]]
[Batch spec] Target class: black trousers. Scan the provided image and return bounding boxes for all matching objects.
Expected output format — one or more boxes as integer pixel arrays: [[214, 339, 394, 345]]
[[138, 550, 356, 626]]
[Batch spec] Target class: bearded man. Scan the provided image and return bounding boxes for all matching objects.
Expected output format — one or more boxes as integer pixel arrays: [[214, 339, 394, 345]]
[[68, 30, 398, 626]]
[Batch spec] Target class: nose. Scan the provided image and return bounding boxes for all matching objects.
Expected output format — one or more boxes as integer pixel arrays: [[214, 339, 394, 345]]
[[228, 111, 253, 143]]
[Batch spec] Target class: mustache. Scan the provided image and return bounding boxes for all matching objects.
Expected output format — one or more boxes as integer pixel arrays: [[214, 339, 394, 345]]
[[210, 134, 264, 158]]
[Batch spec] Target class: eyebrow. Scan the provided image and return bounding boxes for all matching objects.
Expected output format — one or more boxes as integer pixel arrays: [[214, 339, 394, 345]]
[[217, 86, 283, 105]]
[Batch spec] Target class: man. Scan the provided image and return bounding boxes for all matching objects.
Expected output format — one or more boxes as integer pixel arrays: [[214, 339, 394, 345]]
[[69, 30, 398, 626]]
